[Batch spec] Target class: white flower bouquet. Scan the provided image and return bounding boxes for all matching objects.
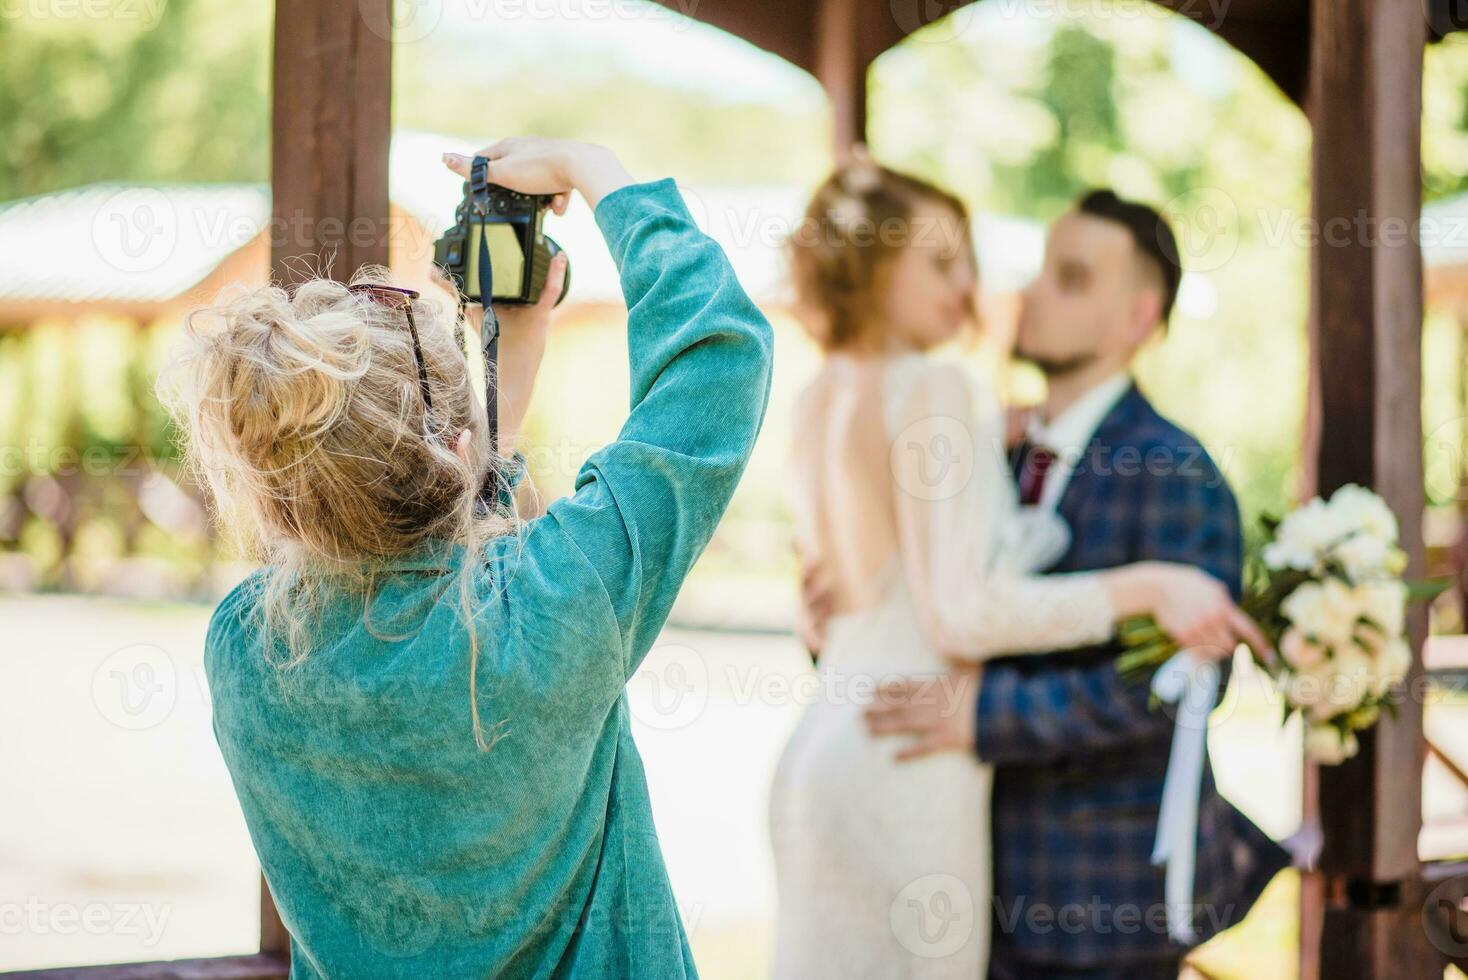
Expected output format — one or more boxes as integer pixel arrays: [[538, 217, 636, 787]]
[[1118, 484, 1446, 764]]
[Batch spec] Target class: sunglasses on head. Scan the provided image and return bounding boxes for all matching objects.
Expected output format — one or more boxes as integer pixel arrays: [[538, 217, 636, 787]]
[[348, 283, 435, 416], [348, 281, 505, 511]]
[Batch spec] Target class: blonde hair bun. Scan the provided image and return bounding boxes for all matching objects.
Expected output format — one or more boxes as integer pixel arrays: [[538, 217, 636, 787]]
[[160, 270, 512, 748]]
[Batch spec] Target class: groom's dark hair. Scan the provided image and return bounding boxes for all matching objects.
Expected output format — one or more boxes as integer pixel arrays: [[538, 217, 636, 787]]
[[1076, 188, 1181, 327]]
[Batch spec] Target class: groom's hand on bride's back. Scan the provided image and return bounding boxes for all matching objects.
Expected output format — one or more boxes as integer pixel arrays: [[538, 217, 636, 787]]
[[797, 555, 836, 660], [862, 669, 980, 761]]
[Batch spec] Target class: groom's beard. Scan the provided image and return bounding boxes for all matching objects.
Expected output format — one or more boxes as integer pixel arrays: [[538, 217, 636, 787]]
[[1016, 348, 1102, 379]]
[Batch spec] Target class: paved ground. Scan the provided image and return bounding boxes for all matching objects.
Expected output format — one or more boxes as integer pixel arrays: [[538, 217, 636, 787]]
[[3, 593, 1463, 976]]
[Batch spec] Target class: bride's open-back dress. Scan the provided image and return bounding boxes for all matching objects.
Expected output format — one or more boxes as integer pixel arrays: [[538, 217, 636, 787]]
[[770, 353, 1116, 978]]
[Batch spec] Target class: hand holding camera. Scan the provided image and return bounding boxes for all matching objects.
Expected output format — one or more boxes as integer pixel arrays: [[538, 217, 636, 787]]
[[442, 138, 633, 209], [435, 139, 633, 470], [436, 140, 634, 312]]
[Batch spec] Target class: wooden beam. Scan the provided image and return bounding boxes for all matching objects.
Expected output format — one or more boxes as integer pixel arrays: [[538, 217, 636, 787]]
[[1209, 19, 1309, 104], [814, 0, 865, 153], [1306, 0, 1442, 976], [270, 0, 392, 285]]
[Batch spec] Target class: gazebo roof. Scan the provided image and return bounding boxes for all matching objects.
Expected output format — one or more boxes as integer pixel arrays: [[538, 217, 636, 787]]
[[648, 0, 1468, 110], [649, 0, 1313, 103]]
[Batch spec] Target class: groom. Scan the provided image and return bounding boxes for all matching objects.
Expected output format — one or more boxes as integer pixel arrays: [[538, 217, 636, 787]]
[[850, 190, 1289, 978]]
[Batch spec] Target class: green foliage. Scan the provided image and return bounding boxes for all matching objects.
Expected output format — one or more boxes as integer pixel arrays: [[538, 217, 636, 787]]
[[873, 6, 1311, 545], [392, 28, 829, 185], [0, 0, 269, 200], [1425, 33, 1468, 202], [1014, 26, 1122, 211], [5, 2, 1468, 599]]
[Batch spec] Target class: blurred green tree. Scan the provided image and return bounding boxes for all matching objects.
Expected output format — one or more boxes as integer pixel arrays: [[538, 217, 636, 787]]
[[1425, 33, 1468, 202], [871, 7, 1312, 541], [0, 0, 270, 199], [1016, 25, 1123, 211]]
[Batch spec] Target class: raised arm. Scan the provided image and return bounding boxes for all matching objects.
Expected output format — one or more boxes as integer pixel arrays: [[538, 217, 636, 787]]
[[473, 142, 772, 686], [889, 361, 1116, 659]]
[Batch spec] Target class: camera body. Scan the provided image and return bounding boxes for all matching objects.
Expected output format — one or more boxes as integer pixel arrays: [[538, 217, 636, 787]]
[[433, 156, 571, 506], [433, 177, 570, 306]]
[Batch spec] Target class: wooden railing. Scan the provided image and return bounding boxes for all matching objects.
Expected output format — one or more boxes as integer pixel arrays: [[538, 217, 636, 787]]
[[0, 954, 288, 980]]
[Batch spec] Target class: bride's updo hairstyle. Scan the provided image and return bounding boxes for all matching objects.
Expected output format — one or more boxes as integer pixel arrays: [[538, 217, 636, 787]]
[[159, 269, 511, 748], [788, 151, 975, 351]]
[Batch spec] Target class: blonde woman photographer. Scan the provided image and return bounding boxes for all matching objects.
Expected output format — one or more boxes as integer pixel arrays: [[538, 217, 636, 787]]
[[161, 138, 773, 977]]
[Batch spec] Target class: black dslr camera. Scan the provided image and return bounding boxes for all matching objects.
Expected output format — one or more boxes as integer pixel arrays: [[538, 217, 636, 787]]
[[433, 156, 570, 306], [433, 156, 571, 509]]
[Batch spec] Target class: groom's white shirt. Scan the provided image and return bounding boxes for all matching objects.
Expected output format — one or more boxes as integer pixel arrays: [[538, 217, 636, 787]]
[[1026, 371, 1133, 512]]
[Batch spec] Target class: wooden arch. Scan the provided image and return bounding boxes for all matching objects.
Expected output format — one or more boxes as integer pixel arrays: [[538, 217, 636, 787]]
[[6, 1, 1466, 979], [645, 0, 1311, 148]]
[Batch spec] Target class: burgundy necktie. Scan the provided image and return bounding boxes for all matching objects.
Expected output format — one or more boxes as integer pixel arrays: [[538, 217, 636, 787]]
[[1018, 445, 1058, 506]]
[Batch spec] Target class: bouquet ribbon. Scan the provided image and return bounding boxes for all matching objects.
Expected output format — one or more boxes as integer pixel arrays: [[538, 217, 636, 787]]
[[1149, 648, 1220, 945]]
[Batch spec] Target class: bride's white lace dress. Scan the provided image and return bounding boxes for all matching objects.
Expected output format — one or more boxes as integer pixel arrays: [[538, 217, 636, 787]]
[[770, 353, 1116, 978]]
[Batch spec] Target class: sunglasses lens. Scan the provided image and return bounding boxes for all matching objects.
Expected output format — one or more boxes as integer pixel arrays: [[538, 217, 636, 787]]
[[351, 285, 419, 307]]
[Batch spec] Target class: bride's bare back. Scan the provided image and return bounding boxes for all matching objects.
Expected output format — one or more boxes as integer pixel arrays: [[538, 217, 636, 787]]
[[790, 354, 902, 618], [790, 351, 1115, 660]]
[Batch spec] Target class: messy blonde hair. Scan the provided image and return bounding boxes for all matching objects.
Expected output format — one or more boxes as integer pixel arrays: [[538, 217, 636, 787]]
[[789, 155, 976, 351], [159, 268, 512, 749]]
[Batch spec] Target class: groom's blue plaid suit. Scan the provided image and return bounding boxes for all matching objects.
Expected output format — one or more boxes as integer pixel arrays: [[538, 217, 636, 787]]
[[978, 383, 1288, 972]]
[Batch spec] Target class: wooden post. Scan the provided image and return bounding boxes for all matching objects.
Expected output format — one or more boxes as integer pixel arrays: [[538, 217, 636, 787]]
[[1454, 304, 1468, 623], [263, 0, 393, 961], [1306, 2, 1443, 976], [814, 0, 866, 153], [270, 0, 392, 284], [1298, 202, 1325, 980], [259, 877, 290, 957]]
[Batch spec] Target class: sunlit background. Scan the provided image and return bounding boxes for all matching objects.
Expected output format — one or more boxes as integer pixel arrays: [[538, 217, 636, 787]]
[[4, 1, 1468, 976]]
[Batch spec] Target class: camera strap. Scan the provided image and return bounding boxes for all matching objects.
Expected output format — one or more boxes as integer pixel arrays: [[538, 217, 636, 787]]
[[469, 156, 504, 506]]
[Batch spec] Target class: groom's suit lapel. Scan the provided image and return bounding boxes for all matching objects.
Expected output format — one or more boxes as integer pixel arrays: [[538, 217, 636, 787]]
[[1053, 383, 1148, 562]]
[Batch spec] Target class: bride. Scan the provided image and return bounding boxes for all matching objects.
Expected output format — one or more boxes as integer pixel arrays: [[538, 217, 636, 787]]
[[769, 156, 1259, 978]]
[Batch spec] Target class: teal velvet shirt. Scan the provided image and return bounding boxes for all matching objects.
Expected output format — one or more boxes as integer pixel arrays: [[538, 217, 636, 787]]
[[204, 179, 774, 978]]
